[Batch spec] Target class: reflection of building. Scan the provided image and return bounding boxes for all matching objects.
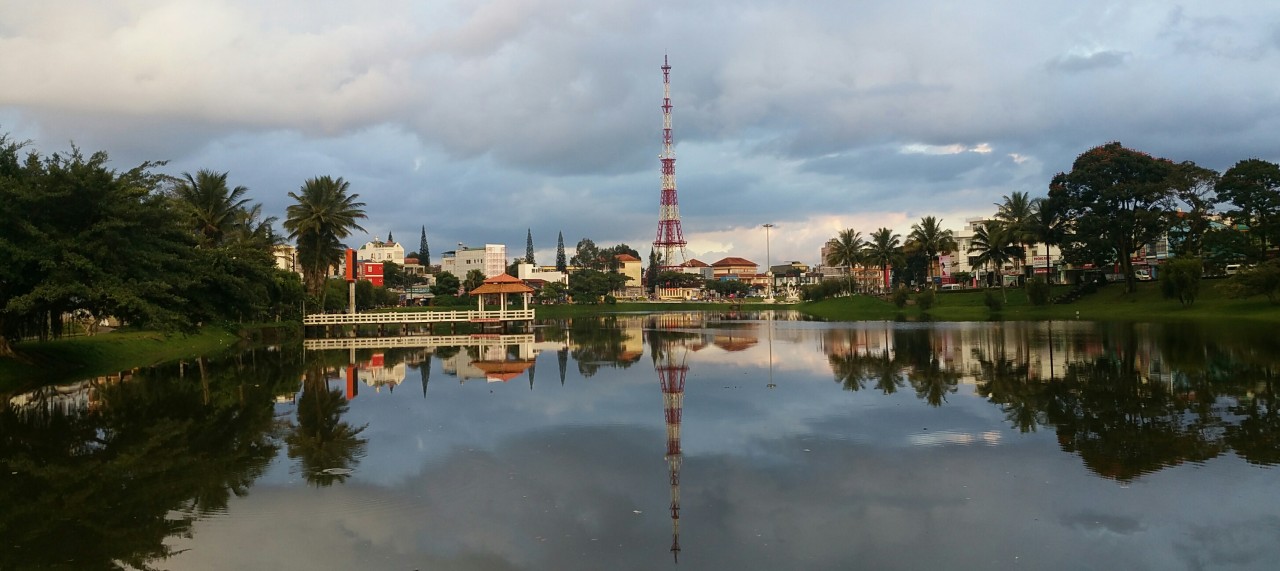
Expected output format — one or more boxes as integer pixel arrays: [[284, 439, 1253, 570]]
[[439, 338, 541, 383], [356, 353, 407, 391]]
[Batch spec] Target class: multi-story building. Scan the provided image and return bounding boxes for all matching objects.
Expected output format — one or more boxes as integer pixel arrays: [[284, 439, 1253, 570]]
[[516, 262, 568, 285], [710, 257, 758, 279], [441, 244, 507, 278], [614, 254, 644, 296], [358, 236, 405, 265]]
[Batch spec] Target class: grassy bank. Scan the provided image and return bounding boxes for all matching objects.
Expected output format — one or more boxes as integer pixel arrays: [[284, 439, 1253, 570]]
[[799, 280, 1280, 323], [0, 324, 296, 391]]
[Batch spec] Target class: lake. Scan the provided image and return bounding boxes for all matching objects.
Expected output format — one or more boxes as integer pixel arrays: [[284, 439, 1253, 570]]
[[3, 312, 1279, 570]]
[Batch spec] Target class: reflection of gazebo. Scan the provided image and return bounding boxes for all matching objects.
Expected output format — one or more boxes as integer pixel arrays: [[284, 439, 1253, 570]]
[[473, 359, 537, 383], [468, 274, 535, 314]]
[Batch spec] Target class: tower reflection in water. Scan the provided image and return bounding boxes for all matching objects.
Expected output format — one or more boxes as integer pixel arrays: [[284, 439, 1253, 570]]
[[647, 313, 707, 563]]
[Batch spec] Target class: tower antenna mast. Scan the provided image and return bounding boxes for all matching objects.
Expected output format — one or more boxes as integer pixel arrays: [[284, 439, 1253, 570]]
[[653, 55, 688, 270]]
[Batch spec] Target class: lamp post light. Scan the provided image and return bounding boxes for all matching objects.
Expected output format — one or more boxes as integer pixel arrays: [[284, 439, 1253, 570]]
[[762, 223, 775, 301]]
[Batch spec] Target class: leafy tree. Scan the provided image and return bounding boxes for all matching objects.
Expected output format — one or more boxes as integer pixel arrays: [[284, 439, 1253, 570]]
[[419, 225, 429, 266], [1161, 257, 1203, 306], [1049, 142, 1177, 293], [463, 269, 487, 293], [646, 248, 660, 295], [1228, 260, 1280, 303], [825, 228, 866, 294], [1216, 158, 1280, 263], [571, 238, 604, 270], [430, 271, 460, 297], [171, 169, 251, 248], [704, 278, 750, 298], [382, 261, 411, 289], [568, 268, 626, 303], [968, 220, 1023, 301], [866, 227, 902, 292], [537, 281, 568, 304], [283, 176, 367, 301], [556, 231, 567, 272], [656, 270, 703, 289], [525, 228, 536, 266], [1167, 162, 1220, 258], [908, 216, 957, 287]]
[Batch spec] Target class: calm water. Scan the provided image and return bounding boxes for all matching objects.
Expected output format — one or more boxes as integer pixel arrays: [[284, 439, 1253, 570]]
[[3, 313, 1279, 570]]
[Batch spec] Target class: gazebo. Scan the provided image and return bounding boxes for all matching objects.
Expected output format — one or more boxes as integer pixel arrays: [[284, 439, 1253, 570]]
[[468, 273, 535, 314]]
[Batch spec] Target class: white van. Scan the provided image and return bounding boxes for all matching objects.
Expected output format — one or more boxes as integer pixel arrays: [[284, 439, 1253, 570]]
[[940, 284, 964, 291], [1225, 264, 1242, 275]]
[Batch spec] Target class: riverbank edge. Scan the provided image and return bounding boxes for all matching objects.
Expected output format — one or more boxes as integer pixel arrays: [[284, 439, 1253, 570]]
[[0, 323, 299, 391]]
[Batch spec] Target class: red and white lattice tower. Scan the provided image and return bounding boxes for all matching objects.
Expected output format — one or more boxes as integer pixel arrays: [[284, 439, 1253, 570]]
[[657, 347, 687, 562], [654, 55, 689, 269]]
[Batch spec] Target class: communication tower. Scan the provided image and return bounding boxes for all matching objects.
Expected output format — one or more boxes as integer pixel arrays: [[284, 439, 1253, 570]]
[[653, 55, 689, 269]]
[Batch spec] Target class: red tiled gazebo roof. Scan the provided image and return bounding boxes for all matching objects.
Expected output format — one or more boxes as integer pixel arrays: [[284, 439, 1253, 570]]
[[469, 273, 535, 295]]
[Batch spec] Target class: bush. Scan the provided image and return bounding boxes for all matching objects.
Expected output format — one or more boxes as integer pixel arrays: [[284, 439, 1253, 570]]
[[984, 290, 1004, 312], [604, 294, 617, 305], [1026, 278, 1051, 306], [916, 288, 936, 311], [1161, 258, 1203, 306], [1227, 260, 1280, 303], [891, 287, 910, 308]]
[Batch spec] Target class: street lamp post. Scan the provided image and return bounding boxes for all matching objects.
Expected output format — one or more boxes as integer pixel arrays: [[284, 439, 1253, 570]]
[[762, 223, 775, 301]]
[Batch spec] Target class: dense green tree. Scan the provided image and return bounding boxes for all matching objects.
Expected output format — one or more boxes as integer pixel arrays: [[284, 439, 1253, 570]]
[[431, 271, 461, 297], [568, 268, 627, 303], [556, 231, 567, 272], [1161, 257, 1203, 306], [536, 281, 568, 304], [463, 269, 486, 293], [571, 238, 604, 270], [1049, 143, 1177, 293], [646, 248, 660, 295], [865, 227, 902, 293], [908, 216, 957, 287], [1228, 260, 1280, 303], [382, 261, 411, 289], [656, 270, 704, 289], [283, 175, 367, 301], [1167, 162, 1220, 258], [704, 278, 750, 298], [824, 228, 866, 294], [1216, 158, 1280, 262]]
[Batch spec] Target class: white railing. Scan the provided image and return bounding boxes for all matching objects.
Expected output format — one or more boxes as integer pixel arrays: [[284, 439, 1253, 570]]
[[303, 333, 536, 351], [302, 309, 535, 326]]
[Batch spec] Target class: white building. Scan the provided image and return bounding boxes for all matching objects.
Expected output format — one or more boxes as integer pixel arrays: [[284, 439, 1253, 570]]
[[953, 217, 1065, 285], [441, 244, 507, 278], [516, 262, 568, 285], [358, 237, 405, 265]]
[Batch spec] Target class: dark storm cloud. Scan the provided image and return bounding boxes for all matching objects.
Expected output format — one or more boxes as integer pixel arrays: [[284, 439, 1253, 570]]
[[4, 0, 1280, 264]]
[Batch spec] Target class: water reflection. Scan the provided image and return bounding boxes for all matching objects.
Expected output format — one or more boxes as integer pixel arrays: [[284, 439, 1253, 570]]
[[3, 315, 1279, 569]]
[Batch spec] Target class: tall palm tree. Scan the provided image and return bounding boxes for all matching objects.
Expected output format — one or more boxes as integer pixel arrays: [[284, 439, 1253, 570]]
[[907, 216, 957, 288], [172, 169, 252, 247], [866, 227, 902, 293], [283, 176, 367, 300], [968, 220, 1022, 301], [825, 228, 866, 294], [995, 192, 1036, 280], [1029, 197, 1065, 282]]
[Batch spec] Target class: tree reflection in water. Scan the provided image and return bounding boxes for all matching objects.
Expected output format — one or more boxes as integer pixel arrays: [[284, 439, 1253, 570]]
[[285, 365, 368, 487], [0, 348, 298, 570]]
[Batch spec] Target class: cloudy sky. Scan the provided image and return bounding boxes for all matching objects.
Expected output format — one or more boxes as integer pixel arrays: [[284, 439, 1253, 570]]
[[3, 0, 1279, 266]]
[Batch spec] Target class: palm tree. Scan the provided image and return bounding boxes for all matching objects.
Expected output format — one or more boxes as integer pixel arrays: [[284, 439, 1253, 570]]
[[866, 227, 902, 293], [825, 228, 866, 294], [1029, 197, 1065, 282], [995, 192, 1036, 280], [969, 220, 1022, 301], [283, 176, 367, 300], [907, 216, 957, 288], [172, 169, 252, 247]]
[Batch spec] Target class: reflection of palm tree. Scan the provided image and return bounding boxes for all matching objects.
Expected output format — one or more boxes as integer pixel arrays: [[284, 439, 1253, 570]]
[[286, 368, 368, 487], [974, 354, 1042, 432], [872, 350, 903, 395], [910, 360, 960, 407]]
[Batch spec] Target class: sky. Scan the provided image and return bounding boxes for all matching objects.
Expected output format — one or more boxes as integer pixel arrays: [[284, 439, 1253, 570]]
[[3, 0, 1280, 267]]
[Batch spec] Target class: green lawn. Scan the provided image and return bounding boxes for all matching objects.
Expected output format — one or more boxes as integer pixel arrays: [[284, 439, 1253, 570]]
[[0, 325, 291, 391]]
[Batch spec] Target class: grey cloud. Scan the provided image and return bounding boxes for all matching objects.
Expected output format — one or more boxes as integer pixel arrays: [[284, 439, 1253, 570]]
[[1045, 50, 1130, 73]]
